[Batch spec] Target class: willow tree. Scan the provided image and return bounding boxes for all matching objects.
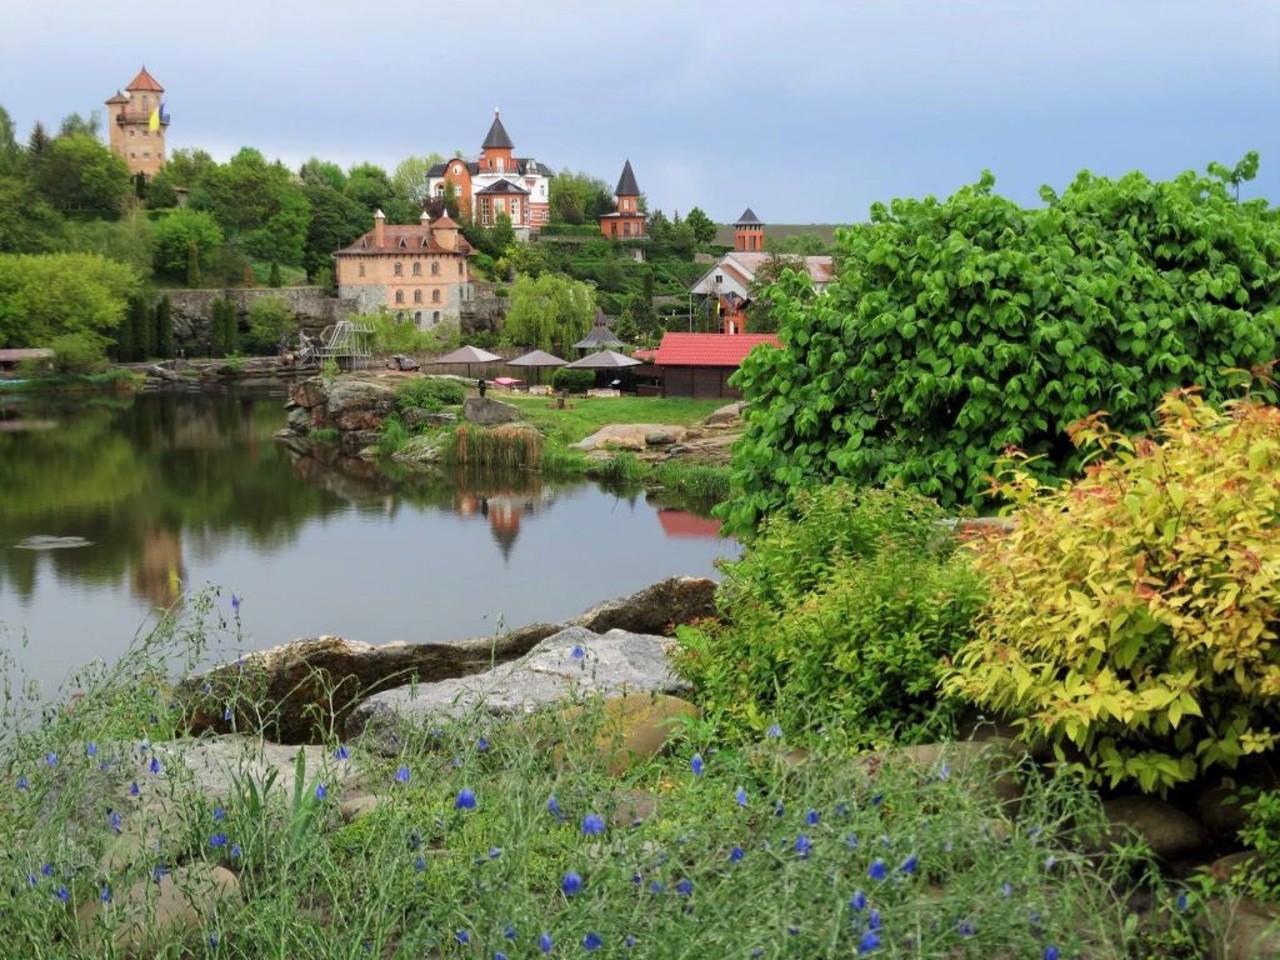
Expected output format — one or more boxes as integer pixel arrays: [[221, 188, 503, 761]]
[[501, 273, 596, 356]]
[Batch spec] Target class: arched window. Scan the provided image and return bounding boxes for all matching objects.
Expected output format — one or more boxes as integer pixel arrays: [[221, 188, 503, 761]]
[[395, 290, 404, 304], [413, 289, 423, 303], [458, 261, 464, 276], [412, 262, 421, 276], [431, 260, 440, 276], [414, 311, 422, 322], [432, 289, 441, 303], [358, 263, 365, 277], [433, 311, 441, 323], [394, 262, 403, 276]]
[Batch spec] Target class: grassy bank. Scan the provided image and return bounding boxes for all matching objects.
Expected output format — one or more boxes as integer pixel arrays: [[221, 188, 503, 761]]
[[0, 368, 142, 394]]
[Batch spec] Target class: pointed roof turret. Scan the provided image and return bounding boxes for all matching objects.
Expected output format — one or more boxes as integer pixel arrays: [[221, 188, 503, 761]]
[[615, 160, 640, 197], [482, 109, 514, 150], [126, 66, 164, 93], [105, 90, 128, 105], [734, 208, 762, 226]]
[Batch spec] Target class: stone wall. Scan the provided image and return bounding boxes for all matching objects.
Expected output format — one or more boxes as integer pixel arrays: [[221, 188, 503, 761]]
[[160, 287, 357, 349], [459, 281, 508, 339]]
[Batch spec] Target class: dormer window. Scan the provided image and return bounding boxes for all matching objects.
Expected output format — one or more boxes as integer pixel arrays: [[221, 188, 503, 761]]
[[398, 238, 407, 248]]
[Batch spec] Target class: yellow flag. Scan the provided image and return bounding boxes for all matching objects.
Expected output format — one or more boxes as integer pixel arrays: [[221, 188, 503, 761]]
[[148, 108, 160, 133]]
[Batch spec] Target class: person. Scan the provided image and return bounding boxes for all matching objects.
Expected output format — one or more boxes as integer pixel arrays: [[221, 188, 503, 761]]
[[477, 378, 487, 398]]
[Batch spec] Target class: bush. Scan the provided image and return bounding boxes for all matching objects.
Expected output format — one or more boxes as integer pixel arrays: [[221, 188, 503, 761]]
[[48, 332, 109, 374], [395, 377, 465, 413], [552, 367, 595, 393], [725, 158, 1280, 532], [674, 484, 986, 744], [1239, 790, 1280, 901], [943, 390, 1280, 794]]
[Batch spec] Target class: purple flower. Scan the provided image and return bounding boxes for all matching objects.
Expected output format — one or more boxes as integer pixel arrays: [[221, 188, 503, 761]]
[[857, 930, 880, 954], [210, 832, 228, 848], [55, 885, 70, 902], [735, 786, 748, 808], [40, 863, 53, 877], [413, 856, 426, 873], [648, 880, 664, 895], [476, 737, 489, 753], [1176, 891, 1189, 912], [315, 783, 327, 801], [488, 847, 502, 859], [850, 890, 867, 911], [504, 925, 518, 940], [957, 921, 977, 937], [148, 757, 161, 775], [456, 788, 477, 810], [151, 864, 168, 883], [868, 909, 881, 930], [45, 752, 57, 767], [900, 854, 918, 875], [583, 932, 603, 951], [109, 811, 122, 834], [100, 884, 111, 903], [455, 930, 470, 945], [561, 871, 582, 896], [230, 844, 241, 859], [1044, 948, 1060, 960], [729, 846, 745, 862], [394, 765, 410, 784], [571, 644, 585, 660], [231, 594, 241, 613], [625, 935, 636, 948], [86, 743, 98, 757], [846, 834, 859, 850], [774, 800, 785, 817], [547, 795, 565, 819], [224, 706, 233, 722], [538, 932, 553, 953], [16, 775, 27, 791], [676, 878, 693, 896], [767, 723, 783, 738], [213, 806, 225, 821], [581, 813, 605, 835], [334, 744, 350, 761], [868, 859, 887, 881], [691, 754, 704, 776], [496, 954, 509, 960], [794, 835, 812, 858]]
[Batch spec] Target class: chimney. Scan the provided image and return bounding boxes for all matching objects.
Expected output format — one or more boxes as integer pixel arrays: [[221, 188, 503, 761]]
[[373, 209, 386, 247]]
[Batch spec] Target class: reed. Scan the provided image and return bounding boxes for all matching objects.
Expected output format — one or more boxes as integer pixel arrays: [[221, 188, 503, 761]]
[[444, 422, 543, 469]]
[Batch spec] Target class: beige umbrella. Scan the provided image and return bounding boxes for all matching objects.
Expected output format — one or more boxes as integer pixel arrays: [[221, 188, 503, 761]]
[[508, 349, 568, 385], [437, 345, 503, 378]]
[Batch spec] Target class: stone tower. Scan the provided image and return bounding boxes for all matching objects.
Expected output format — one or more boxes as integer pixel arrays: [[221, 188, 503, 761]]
[[106, 66, 168, 178], [733, 208, 764, 252]]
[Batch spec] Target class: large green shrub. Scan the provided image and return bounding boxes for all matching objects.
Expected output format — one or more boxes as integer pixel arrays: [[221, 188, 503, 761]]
[[551, 367, 595, 393], [943, 390, 1280, 794], [725, 157, 1280, 532], [674, 484, 986, 744], [395, 377, 465, 412]]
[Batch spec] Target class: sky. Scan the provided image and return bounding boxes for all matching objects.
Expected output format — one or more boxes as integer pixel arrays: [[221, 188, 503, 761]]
[[2, 1, 1277, 225]]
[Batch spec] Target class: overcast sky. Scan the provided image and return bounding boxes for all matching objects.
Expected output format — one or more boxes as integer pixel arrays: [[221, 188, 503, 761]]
[[3, 1, 1276, 224]]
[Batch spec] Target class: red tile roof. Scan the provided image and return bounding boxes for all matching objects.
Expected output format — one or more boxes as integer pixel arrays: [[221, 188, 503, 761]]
[[126, 67, 164, 93], [336, 224, 472, 256], [654, 333, 781, 368]]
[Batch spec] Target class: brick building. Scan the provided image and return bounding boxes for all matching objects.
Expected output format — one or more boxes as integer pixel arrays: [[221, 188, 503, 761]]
[[105, 66, 169, 178]]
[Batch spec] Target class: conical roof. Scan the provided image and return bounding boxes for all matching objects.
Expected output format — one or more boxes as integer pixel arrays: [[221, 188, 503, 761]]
[[734, 208, 762, 226], [565, 349, 642, 369], [127, 66, 164, 93], [508, 349, 567, 368], [438, 345, 503, 364], [482, 110, 514, 150], [615, 159, 640, 197], [573, 322, 625, 350]]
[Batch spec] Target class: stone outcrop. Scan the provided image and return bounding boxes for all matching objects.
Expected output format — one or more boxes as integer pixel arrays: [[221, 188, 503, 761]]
[[705, 401, 747, 425], [176, 576, 717, 745], [346, 624, 692, 748], [282, 375, 397, 453], [570, 423, 688, 452], [462, 396, 520, 425]]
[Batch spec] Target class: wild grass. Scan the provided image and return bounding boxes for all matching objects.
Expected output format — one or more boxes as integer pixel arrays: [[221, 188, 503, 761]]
[[445, 422, 543, 469], [0, 590, 1215, 958]]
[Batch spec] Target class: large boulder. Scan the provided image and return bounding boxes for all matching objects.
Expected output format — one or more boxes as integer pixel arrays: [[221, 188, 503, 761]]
[[462, 396, 519, 425], [346, 625, 692, 748], [77, 865, 240, 954], [574, 575, 716, 636], [704, 401, 746, 425], [1097, 795, 1206, 861], [325, 379, 397, 433], [570, 424, 688, 452]]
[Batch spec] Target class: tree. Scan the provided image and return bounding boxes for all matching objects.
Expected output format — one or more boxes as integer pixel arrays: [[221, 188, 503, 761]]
[[33, 134, 131, 218], [0, 175, 64, 252], [246, 295, 294, 353], [150, 208, 224, 282], [154, 294, 174, 359], [684, 207, 717, 246], [724, 159, 1280, 533], [0, 252, 139, 350], [300, 183, 369, 281], [501, 272, 596, 355], [60, 211, 153, 280], [299, 157, 347, 192], [191, 148, 310, 266], [391, 154, 444, 210], [771, 232, 828, 255], [549, 170, 612, 225], [268, 260, 282, 288], [0, 106, 22, 176], [209, 296, 239, 357], [57, 112, 101, 139]]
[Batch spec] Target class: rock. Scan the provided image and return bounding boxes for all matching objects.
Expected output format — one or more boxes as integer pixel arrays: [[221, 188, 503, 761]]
[[553, 693, 699, 775], [644, 428, 684, 446], [609, 789, 659, 827], [1202, 896, 1280, 960], [1205, 851, 1263, 885], [1199, 782, 1253, 843], [346, 625, 692, 746], [570, 424, 688, 452], [148, 364, 183, 382], [77, 865, 239, 954], [1099, 795, 1206, 861], [657, 433, 739, 466], [462, 396, 519, 425], [341, 794, 382, 823], [572, 576, 717, 637], [704, 401, 746, 425], [325, 380, 397, 433]]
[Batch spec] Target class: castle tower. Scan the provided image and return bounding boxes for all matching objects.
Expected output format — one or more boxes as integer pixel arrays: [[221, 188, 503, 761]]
[[733, 208, 764, 252], [106, 66, 168, 178], [599, 160, 647, 241], [479, 108, 515, 174]]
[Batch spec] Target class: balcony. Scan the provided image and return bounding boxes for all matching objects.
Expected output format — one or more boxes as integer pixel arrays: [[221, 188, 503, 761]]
[[116, 112, 171, 127]]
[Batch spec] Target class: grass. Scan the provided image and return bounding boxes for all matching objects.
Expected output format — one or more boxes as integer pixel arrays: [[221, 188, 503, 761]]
[[0, 589, 1216, 958], [499, 394, 724, 448]]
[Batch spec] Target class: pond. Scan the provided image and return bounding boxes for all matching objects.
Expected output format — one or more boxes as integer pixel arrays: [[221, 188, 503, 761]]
[[0, 386, 734, 698]]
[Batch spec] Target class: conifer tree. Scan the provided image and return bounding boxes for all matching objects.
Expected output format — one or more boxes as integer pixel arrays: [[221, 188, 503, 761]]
[[155, 295, 174, 359]]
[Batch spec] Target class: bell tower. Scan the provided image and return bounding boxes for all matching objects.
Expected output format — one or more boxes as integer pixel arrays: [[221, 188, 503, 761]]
[[106, 66, 168, 178], [733, 208, 764, 252]]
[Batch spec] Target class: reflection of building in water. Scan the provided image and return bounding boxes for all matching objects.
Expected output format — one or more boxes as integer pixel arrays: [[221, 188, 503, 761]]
[[656, 508, 723, 539], [131, 526, 186, 609], [455, 480, 556, 562]]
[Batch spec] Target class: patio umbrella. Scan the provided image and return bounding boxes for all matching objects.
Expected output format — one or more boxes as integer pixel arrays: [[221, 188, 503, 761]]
[[436, 344, 503, 378], [564, 350, 642, 369], [572, 321, 625, 352], [508, 349, 567, 385]]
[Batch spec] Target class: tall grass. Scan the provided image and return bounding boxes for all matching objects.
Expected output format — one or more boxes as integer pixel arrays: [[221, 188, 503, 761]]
[[444, 423, 543, 469]]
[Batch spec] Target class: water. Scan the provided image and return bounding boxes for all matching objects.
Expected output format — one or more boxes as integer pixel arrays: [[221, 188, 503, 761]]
[[0, 387, 733, 697]]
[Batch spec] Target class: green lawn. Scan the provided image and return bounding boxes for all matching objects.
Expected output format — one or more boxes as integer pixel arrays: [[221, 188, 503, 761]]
[[500, 394, 724, 446]]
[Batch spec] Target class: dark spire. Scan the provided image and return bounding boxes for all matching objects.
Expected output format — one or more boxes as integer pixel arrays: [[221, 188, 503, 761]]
[[734, 208, 762, 226], [482, 109, 514, 150], [615, 159, 640, 197]]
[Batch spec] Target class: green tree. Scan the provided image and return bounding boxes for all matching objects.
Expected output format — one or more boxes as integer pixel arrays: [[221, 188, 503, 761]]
[[191, 148, 310, 266], [268, 260, 282, 287], [245, 295, 294, 353], [131, 293, 155, 359], [391, 154, 444, 210], [725, 160, 1280, 533], [0, 252, 139, 349], [0, 106, 23, 175], [501, 272, 596, 355], [154, 294, 174, 359], [57, 112, 102, 139], [150, 208, 224, 282], [300, 183, 369, 281], [0, 175, 64, 252], [771, 232, 828, 255], [33, 134, 131, 218], [549, 170, 612, 225], [684, 207, 717, 246], [60, 211, 153, 280], [299, 157, 347, 192]]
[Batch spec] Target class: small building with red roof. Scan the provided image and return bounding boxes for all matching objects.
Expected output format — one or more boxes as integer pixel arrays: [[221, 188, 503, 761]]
[[653, 332, 781, 398], [334, 210, 474, 327], [105, 66, 170, 179], [599, 160, 646, 242]]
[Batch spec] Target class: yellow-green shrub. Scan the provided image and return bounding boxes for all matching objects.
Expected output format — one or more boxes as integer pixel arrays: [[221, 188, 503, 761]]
[[943, 389, 1280, 793]]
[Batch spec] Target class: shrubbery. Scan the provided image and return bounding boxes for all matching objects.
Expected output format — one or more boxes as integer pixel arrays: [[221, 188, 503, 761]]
[[395, 377, 466, 412], [944, 390, 1280, 794], [551, 368, 595, 393], [725, 157, 1280, 531], [675, 485, 986, 745]]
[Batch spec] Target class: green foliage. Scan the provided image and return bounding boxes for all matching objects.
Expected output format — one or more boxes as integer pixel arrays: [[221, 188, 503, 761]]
[[190, 147, 311, 267], [209, 296, 239, 358], [548, 169, 613, 225], [300, 182, 369, 281], [1238, 789, 1280, 901], [268, 259, 282, 287], [676, 484, 985, 744], [444, 422, 542, 469], [47, 331, 109, 374], [150, 208, 224, 282], [154, 295, 174, 359], [551, 367, 595, 393], [726, 159, 1280, 532], [0, 251, 139, 350], [32, 133, 131, 218], [684, 207, 717, 246], [0, 173, 65, 253], [364, 309, 451, 355], [58, 211, 153, 280], [944, 390, 1280, 794], [503, 273, 596, 355], [769, 232, 828, 255], [395, 376, 465, 412], [245, 295, 295, 354]]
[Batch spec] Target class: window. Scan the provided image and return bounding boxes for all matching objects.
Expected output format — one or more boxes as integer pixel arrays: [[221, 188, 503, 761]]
[[457, 262, 464, 276], [431, 260, 440, 276], [412, 262, 421, 276], [432, 290, 441, 303], [433, 311, 441, 323], [143, 152, 150, 159], [623, 221, 631, 238], [512, 200, 520, 221], [358, 263, 365, 277], [413, 289, 422, 303], [394, 262, 403, 276], [715, 274, 723, 285], [142, 129, 149, 138], [395, 290, 404, 304], [415, 311, 422, 322]]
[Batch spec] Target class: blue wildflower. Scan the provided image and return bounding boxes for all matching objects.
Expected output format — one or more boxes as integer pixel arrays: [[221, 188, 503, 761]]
[[806, 808, 820, 825], [767, 723, 782, 738], [456, 788, 477, 810], [213, 805, 225, 821], [857, 930, 880, 954], [538, 932, 553, 953], [452, 755, 464, 769], [100, 884, 111, 903], [86, 743, 97, 757], [152, 864, 168, 883], [625, 935, 636, 948], [582, 932, 602, 951], [16, 775, 27, 791], [850, 890, 867, 912], [571, 644, 585, 660], [412, 855, 426, 872], [835, 801, 850, 817], [455, 930, 470, 945], [477, 737, 489, 753], [55, 885, 69, 902], [394, 765, 410, 784], [109, 811, 122, 834], [1045, 855, 1057, 871], [774, 800, 785, 817], [794, 835, 812, 858], [504, 924, 518, 940], [334, 744, 350, 761], [871, 794, 883, 807], [45, 753, 57, 767], [489, 847, 502, 859], [230, 844, 241, 859], [939, 762, 951, 780], [231, 594, 240, 613], [315, 783, 327, 801], [868, 860, 887, 881], [735, 786, 748, 808], [41, 863, 53, 877], [691, 753, 704, 776], [561, 872, 583, 896], [900, 854, 918, 876], [224, 706, 233, 722], [496, 954, 509, 960], [957, 920, 977, 937], [846, 833, 859, 850], [1001, 882, 1013, 897], [547, 795, 565, 819], [648, 880, 663, 894], [1177, 891, 1189, 912], [209, 932, 220, 949], [581, 813, 605, 835], [26, 873, 36, 887], [1044, 948, 1060, 960], [868, 908, 881, 930], [210, 832, 228, 848], [676, 878, 693, 896], [149, 757, 161, 775], [729, 846, 745, 862]]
